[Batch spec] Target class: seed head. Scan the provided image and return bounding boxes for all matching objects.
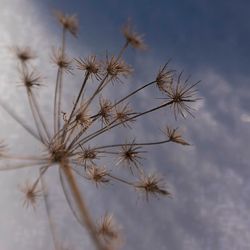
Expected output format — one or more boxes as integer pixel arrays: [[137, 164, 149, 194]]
[[156, 63, 175, 92], [164, 73, 200, 119], [164, 126, 190, 146], [20, 181, 42, 209], [75, 55, 101, 79], [74, 104, 92, 130], [78, 146, 99, 168], [105, 55, 132, 83], [97, 213, 121, 249], [98, 97, 113, 126], [85, 165, 109, 187], [116, 141, 145, 173], [136, 173, 171, 200], [54, 11, 79, 37], [20, 69, 42, 90], [122, 20, 146, 50], [114, 104, 135, 128], [51, 48, 73, 73], [12, 46, 36, 63]]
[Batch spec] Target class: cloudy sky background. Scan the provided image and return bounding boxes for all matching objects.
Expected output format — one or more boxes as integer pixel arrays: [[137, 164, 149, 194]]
[[0, 0, 250, 249]]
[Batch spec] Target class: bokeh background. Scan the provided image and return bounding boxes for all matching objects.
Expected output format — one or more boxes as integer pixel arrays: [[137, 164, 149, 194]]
[[0, 0, 250, 249]]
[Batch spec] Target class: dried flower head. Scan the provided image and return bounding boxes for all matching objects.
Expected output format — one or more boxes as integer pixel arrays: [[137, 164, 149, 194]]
[[20, 181, 42, 209], [156, 63, 175, 92], [97, 213, 121, 249], [105, 55, 132, 83], [12, 46, 36, 63], [114, 104, 135, 128], [75, 55, 101, 79], [20, 69, 42, 90], [116, 141, 145, 173], [74, 104, 93, 130], [164, 73, 200, 118], [98, 97, 113, 126], [51, 48, 73, 73], [136, 173, 171, 200], [122, 20, 146, 50], [55, 11, 79, 37], [77, 146, 99, 168], [85, 165, 109, 187], [165, 126, 190, 146]]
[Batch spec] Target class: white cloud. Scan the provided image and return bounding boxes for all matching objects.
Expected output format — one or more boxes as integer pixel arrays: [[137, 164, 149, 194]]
[[241, 113, 250, 123]]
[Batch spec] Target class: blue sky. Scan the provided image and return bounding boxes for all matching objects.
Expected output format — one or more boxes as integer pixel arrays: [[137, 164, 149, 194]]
[[0, 0, 250, 250], [39, 0, 250, 79]]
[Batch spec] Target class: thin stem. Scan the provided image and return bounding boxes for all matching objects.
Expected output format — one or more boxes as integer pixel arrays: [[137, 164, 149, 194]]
[[116, 41, 129, 61], [93, 139, 171, 150], [27, 91, 46, 144], [83, 74, 109, 113], [68, 72, 90, 124], [70, 100, 174, 152], [0, 99, 43, 144], [57, 28, 66, 133], [112, 80, 156, 107], [0, 154, 47, 161], [61, 72, 90, 143], [61, 161, 107, 250], [57, 71, 63, 133], [63, 116, 96, 149], [53, 69, 60, 135], [41, 173, 61, 250], [0, 161, 47, 171], [32, 165, 50, 190], [64, 123, 77, 145], [30, 90, 51, 141], [107, 173, 134, 186], [69, 80, 157, 149], [68, 118, 118, 152]]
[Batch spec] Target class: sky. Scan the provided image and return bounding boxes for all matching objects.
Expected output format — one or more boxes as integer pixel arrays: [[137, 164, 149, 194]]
[[0, 0, 250, 250]]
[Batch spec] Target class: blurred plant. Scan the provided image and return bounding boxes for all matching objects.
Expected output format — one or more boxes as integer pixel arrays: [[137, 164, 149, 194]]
[[0, 10, 199, 250]]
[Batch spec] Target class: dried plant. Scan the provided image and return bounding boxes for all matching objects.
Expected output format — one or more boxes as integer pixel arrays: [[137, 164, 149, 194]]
[[0, 10, 200, 250]]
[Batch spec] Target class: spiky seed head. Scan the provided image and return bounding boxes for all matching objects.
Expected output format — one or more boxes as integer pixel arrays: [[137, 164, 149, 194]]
[[97, 213, 122, 249], [54, 11, 79, 37], [105, 55, 132, 83], [51, 48, 73, 73], [116, 141, 145, 173], [164, 73, 200, 119], [85, 165, 109, 187], [165, 126, 190, 146], [12, 46, 36, 63], [75, 55, 101, 79], [156, 64, 175, 92], [98, 97, 113, 126], [114, 104, 135, 128], [20, 70, 42, 90], [136, 173, 171, 200], [20, 181, 42, 209], [77, 146, 99, 168], [122, 20, 146, 50], [74, 104, 92, 130]]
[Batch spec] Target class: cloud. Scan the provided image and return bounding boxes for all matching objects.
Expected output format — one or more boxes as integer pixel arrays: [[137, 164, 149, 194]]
[[241, 113, 250, 123]]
